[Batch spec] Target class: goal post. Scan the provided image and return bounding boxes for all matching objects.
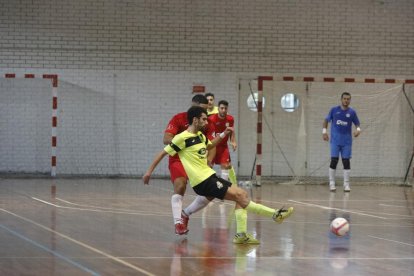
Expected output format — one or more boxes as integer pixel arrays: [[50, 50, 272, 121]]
[[238, 76, 414, 186], [0, 74, 58, 176]]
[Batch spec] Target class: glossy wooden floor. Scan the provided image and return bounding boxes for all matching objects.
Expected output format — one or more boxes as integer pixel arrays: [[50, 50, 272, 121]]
[[0, 178, 413, 276]]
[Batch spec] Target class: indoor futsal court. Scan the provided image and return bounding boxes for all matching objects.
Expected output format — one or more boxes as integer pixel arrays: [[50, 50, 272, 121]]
[[0, 178, 413, 275], [1, 0, 414, 275]]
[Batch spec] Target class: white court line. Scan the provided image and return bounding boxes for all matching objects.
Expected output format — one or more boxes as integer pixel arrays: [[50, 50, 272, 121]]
[[379, 204, 407, 208], [56, 197, 161, 213], [0, 208, 155, 276], [31, 197, 169, 217], [0, 224, 100, 276], [34, 197, 221, 220], [371, 212, 413, 218], [368, 235, 414, 247], [288, 199, 387, 219]]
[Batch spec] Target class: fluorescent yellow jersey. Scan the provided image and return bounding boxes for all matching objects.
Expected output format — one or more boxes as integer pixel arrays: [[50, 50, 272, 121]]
[[164, 130, 215, 186], [207, 106, 219, 116]]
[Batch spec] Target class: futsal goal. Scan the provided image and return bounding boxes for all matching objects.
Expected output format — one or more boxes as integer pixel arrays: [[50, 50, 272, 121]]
[[238, 76, 414, 186]]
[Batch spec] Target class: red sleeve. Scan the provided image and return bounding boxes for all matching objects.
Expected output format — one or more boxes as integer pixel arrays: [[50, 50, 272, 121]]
[[205, 116, 216, 140], [165, 114, 180, 135]]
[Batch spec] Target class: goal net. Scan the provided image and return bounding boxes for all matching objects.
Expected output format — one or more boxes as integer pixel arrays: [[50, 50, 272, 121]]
[[238, 80, 414, 185]]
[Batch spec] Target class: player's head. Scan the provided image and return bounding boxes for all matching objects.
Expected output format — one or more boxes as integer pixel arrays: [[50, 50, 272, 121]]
[[187, 106, 208, 131], [341, 92, 351, 108], [205, 93, 215, 110], [218, 100, 229, 118], [191, 94, 209, 109]]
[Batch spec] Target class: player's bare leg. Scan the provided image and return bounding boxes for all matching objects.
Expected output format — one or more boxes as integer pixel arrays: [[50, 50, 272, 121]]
[[224, 186, 294, 244], [219, 163, 256, 243]]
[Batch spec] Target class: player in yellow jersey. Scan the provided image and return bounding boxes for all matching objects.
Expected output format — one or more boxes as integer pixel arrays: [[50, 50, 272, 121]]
[[143, 106, 294, 244]]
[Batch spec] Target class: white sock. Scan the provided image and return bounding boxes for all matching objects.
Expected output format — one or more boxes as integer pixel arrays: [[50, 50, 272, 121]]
[[171, 194, 183, 224], [343, 169, 350, 187], [221, 169, 229, 180], [329, 168, 336, 185], [183, 196, 210, 216]]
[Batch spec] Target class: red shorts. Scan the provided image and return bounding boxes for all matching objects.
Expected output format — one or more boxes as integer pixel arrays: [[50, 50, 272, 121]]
[[168, 156, 188, 183], [212, 146, 231, 165]]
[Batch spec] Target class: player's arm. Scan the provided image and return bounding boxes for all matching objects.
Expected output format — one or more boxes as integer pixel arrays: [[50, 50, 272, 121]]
[[207, 147, 216, 167], [353, 123, 361, 137], [352, 111, 361, 138], [322, 119, 329, 141], [229, 133, 237, 151], [207, 127, 234, 150], [205, 117, 216, 166], [143, 150, 169, 185], [163, 132, 175, 145], [353, 126, 361, 137], [230, 126, 237, 152], [163, 116, 179, 145]]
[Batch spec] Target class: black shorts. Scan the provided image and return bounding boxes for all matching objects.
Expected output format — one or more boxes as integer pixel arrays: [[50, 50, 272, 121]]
[[193, 174, 232, 200]]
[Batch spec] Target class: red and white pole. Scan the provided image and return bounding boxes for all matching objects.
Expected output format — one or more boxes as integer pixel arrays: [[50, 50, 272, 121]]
[[43, 75, 58, 177], [256, 76, 273, 186], [5, 73, 58, 177]]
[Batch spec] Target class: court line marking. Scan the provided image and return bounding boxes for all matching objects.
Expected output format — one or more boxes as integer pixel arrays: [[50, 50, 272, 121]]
[[288, 199, 387, 219], [0, 224, 100, 276], [0, 208, 156, 276], [31, 197, 169, 217], [56, 196, 234, 212], [56, 197, 167, 214], [379, 203, 407, 208], [368, 235, 414, 247], [33, 197, 413, 223], [32, 197, 226, 221], [369, 212, 412, 218]]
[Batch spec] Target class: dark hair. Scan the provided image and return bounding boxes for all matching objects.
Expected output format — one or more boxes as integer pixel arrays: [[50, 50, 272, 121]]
[[191, 94, 208, 105], [341, 92, 351, 99], [187, 106, 207, 124], [218, 100, 229, 107], [205, 93, 215, 98]]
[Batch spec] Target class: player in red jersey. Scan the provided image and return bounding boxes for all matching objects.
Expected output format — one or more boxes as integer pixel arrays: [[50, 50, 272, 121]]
[[207, 100, 260, 243], [205, 93, 219, 116], [207, 100, 237, 183], [164, 94, 213, 235]]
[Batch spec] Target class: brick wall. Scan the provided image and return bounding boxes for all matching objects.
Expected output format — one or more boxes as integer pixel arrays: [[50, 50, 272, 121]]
[[0, 0, 413, 176], [1, 0, 413, 74]]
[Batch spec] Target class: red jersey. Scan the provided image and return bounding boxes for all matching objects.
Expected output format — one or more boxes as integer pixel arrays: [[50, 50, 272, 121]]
[[165, 112, 188, 136], [207, 113, 234, 147], [165, 112, 188, 161]]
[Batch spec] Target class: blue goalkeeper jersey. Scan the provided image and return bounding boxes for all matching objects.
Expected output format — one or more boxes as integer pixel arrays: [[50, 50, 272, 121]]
[[326, 106, 360, 146]]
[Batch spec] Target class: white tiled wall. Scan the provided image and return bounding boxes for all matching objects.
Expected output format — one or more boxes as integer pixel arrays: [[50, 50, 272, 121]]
[[1, 0, 413, 176], [0, 70, 239, 175]]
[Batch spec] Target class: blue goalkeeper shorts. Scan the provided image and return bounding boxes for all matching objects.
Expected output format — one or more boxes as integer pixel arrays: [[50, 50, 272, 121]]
[[330, 144, 352, 159]]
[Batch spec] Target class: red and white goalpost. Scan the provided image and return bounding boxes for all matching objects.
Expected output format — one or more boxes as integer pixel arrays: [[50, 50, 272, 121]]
[[253, 75, 414, 186], [3, 73, 59, 177]]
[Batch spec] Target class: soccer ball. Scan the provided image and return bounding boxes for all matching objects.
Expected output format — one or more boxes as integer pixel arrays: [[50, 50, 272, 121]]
[[330, 217, 349, 237]]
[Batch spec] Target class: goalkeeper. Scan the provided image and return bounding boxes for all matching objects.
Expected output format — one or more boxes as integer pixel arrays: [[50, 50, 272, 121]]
[[323, 92, 361, 192]]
